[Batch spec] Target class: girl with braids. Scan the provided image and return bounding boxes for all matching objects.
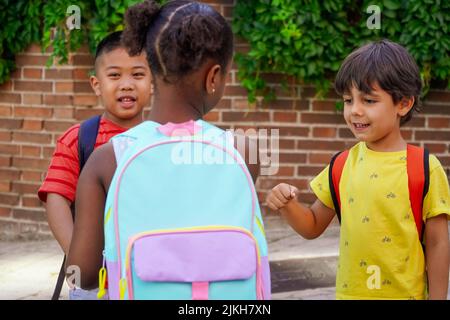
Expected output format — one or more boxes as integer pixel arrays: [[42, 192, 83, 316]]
[[66, 0, 264, 299]]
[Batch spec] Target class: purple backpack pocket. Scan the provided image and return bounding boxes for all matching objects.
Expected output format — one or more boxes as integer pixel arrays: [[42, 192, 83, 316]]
[[132, 229, 258, 283]]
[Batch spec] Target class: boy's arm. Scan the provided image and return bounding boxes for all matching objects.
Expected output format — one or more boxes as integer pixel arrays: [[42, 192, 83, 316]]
[[281, 198, 336, 239], [425, 214, 450, 300], [46, 193, 73, 254], [66, 143, 116, 289]]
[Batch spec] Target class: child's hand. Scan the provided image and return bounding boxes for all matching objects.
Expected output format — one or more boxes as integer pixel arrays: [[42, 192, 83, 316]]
[[266, 183, 298, 211]]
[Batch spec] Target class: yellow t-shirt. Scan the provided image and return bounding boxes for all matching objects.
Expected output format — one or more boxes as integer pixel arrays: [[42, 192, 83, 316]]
[[310, 142, 450, 300]]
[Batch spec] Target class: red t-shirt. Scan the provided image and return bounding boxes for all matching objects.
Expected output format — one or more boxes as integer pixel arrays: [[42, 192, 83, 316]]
[[38, 117, 127, 203]]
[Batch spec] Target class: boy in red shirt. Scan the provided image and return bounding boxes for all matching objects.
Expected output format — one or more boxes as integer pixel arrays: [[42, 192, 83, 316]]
[[38, 31, 152, 298]]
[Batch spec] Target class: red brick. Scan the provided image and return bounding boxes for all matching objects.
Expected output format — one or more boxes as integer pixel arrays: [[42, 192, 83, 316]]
[[297, 140, 346, 151], [25, 44, 43, 53], [297, 165, 325, 176], [233, 99, 256, 110], [0, 168, 21, 180], [0, 81, 13, 91], [15, 55, 49, 66], [0, 144, 20, 155], [13, 208, 47, 222], [22, 171, 43, 182], [309, 152, 334, 164], [301, 87, 316, 98], [73, 68, 91, 80], [74, 82, 92, 93], [75, 108, 103, 120], [424, 143, 447, 154], [73, 95, 98, 106], [0, 155, 11, 167], [312, 127, 337, 138], [0, 181, 10, 192], [23, 68, 43, 79], [23, 94, 43, 105], [424, 90, 450, 103], [55, 82, 74, 93], [14, 106, 52, 118], [415, 130, 450, 141], [301, 113, 345, 125], [0, 93, 21, 104], [14, 80, 52, 92], [11, 181, 40, 194], [22, 196, 43, 208], [43, 94, 73, 106], [0, 193, 20, 205], [21, 146, 41, 157], [53, 107, 74, 119], [279, 139, 296, 149], [271, 166, 295, 177], [224, 85, 248, 96], [275, 126, 309, 137], [22, 119, 43, 131], [273, 111, 297, 122], [223, 111, 270, 122], [0, 118, 23, 129], [428, 117, 450, 128], [0, 132, 12, 141], [312, 100, 338, 112], [279, 152, 307, 163], [422, 103, 450, 115], [45, 69, 73, 79], [72, 54, 94, 66], [12, 132, 52, 144], [404, 117, 425, 128], [43, 120, 74, 132]]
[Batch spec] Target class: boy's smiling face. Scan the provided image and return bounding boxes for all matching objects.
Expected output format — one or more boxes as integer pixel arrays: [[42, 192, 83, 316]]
[[342, 83, 414, 151], [90, 47, 152, 128]]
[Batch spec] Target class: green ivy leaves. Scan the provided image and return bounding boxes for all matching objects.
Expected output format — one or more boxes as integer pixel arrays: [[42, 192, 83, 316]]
[[0, 0, 166, 83], [233, 0, 450, 103]]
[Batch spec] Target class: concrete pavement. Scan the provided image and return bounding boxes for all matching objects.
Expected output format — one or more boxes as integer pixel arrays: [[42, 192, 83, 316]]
[[0, 216, 448, 300]]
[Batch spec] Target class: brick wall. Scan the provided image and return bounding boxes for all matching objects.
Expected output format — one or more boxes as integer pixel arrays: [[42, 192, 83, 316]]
[[0, 0, 449, 240]]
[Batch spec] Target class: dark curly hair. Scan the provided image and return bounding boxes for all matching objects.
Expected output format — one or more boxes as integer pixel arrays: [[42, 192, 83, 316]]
[[122, 0, 233, 84], [335, 39, 422, 126]]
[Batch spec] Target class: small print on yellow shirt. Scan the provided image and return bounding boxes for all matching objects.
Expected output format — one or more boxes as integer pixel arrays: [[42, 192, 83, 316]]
[[310, 142, 450, 300]]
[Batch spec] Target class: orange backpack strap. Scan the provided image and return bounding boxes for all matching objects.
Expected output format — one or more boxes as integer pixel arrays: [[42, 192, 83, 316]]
[[329, 150, 350, 223], [407, 144, 430, 242]]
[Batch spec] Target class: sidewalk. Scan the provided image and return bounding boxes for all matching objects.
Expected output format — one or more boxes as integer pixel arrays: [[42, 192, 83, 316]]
[[0, 216, 448, 300]]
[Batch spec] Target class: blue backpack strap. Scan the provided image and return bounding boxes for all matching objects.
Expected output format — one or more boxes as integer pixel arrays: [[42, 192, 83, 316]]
[[78, 115, 102, 172]]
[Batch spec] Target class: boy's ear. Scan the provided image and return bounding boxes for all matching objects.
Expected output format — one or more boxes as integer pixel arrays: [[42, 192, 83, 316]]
[[397, 96, 415, 116], [90, 75, 101, 96], [205, 64, 222, 95]]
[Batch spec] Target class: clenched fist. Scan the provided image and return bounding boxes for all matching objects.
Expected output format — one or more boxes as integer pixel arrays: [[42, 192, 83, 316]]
[[266, 183, 299, 211]]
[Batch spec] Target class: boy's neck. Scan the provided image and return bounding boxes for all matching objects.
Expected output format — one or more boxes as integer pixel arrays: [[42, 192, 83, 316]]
[[365, 129, 407, 152]]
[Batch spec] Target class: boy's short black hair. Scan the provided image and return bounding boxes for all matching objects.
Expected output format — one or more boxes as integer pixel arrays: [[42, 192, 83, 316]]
[[94, 31, 124, 64], [335, 39, 422, 126], [122, 0, 233, 84]]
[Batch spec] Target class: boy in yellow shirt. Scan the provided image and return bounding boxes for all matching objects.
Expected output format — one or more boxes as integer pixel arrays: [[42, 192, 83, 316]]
[[267, 39, 450, 300]]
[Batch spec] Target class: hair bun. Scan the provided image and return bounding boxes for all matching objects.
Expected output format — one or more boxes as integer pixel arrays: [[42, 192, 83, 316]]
[[122, 0, 160, 56]]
